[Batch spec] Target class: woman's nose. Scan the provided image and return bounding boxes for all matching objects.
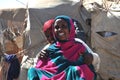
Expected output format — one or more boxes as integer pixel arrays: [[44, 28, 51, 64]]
[[58, 27, 62, 31]]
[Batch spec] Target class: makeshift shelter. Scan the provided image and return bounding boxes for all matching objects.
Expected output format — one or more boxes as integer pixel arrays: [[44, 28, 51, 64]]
[[0, 0, 89, 58], [0, 8, 27, 80], [0, 0, 119, 80], [81, 0, 120, 80], [0, 0, 88, 80]]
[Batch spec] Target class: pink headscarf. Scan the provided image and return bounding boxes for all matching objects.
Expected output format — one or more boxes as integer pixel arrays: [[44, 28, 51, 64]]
[[53, 15, 86, 61]]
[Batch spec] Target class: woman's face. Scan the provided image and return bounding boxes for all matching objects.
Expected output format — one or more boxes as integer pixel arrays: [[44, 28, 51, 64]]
[[54, 19, 70, 41]]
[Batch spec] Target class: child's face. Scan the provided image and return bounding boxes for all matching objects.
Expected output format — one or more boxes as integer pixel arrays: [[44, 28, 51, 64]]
[[45, 29, 54, 43]]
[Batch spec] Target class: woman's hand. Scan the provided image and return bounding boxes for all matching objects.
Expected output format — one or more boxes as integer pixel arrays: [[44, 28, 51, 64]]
[[38, 50, 49, 60]]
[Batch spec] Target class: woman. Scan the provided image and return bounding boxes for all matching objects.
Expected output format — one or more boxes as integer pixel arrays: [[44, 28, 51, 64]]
[[28, 15, 96, 80]]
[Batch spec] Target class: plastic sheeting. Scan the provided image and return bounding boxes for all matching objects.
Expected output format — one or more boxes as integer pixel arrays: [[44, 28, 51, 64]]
[[0, 0, 84, 80], [91, 10, 120, 80], [82, 1, 120, 80], [0, 8, 26, 80]]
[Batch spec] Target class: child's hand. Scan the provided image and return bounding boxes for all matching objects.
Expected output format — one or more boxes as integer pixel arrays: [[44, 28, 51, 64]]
[[83, 53, 93, 65]]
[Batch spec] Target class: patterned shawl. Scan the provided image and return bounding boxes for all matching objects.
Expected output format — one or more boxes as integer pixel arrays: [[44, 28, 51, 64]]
[[28, 15, 95, 80]]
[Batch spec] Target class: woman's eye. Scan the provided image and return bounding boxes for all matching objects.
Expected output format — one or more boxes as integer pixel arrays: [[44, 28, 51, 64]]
[[55, 26, 59, 29], [54, 25, 68, 30]]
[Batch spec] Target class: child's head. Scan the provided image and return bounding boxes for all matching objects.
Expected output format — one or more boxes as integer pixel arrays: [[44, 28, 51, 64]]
[[43, 19, 55, 43]]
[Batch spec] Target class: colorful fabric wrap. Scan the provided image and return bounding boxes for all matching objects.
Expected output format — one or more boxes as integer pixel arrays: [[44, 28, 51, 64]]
[[28, 15, 96, 80]]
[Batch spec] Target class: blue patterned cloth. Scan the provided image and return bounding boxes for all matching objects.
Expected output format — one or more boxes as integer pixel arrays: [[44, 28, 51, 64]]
[[4, 54, 20, 80]]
